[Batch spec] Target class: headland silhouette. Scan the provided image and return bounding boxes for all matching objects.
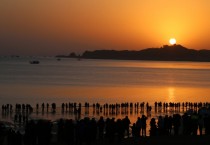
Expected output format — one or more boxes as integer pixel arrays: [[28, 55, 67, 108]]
[[57, 45, 210, 62]]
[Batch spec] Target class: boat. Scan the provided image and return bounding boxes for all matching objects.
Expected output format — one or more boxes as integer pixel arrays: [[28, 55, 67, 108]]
[[29, 60, 40, 64], [77, 57, 81, 61]]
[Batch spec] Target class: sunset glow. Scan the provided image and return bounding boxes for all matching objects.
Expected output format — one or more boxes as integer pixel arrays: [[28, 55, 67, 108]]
[[0, 0, 210, 55]]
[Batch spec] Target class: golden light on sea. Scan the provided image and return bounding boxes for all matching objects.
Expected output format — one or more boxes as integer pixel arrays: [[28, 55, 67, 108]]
[[168, 87, 175, 102]]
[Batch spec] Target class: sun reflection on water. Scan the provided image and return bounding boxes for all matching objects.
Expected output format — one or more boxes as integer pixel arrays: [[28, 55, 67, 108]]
[[168, 87, 175, 102]]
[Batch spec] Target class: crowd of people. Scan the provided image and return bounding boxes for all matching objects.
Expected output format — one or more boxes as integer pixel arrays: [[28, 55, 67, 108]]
[[148, 112, 210, 136], [0, 102, 210, 145], [2, 102, 209, 115], [0, 110, 210, 145]]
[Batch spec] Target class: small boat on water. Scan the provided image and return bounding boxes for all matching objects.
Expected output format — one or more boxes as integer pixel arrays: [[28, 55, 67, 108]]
[[29, 60, 40, 64]]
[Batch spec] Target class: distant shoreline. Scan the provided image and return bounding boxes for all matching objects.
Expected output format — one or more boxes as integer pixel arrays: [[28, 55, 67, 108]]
[[56, 44, 210, 62]]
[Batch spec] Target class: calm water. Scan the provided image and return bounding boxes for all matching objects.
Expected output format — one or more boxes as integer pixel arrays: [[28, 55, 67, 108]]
[[0, 57, 210, 126]]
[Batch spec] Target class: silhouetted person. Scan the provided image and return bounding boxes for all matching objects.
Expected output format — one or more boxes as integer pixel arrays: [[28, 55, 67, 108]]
[[123, 116, 131, 138], [204, 114, 210, 135], [173, 114, 181, 136], [24, 120, 36, 145], [90, 118, 97, 144], [136, 117, 142, 137], [157, 115, 164, 135], [131, 123, 138, 139], [116, 119, 124, 143], [198, 115, 204, 136], [141, 115, 147, 137], [42, 103, 45, 112], [150, 118, 157, 136], [51, 103, 56, 113], [36, 103, 39, 112], [64, 119, 75, 145], [105, 117, 116, 143], [164, 115, 169, 135], [46, 103, 49, 112], [57, 118, 65, 144], [191, 112, 198, 135], [98, 116, 105, 141]]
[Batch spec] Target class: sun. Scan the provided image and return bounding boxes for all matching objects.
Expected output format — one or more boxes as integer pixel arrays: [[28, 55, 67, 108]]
[[169, 38, 176, 45]]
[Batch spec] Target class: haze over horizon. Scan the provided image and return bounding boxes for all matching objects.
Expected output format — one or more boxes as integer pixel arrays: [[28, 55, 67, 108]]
[[1, 0, 210, 56]]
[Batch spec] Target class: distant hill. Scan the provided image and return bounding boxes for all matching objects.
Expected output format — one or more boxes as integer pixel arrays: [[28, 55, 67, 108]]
[[57, 45, 210, 62], [82, 45, 210, 62]]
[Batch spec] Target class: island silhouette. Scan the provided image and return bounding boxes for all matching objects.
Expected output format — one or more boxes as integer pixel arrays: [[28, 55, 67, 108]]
[[56, 44, 210, 62]]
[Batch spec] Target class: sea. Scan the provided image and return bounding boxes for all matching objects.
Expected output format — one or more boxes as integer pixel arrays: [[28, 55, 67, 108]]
[[0, 56, 210, 134]]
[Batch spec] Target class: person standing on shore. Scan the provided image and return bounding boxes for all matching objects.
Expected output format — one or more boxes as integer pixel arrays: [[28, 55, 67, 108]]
[[98, 116, 105, 141], [123, 116, 131, 137], [198, 115, 204, 136], [141, 115, 147, 137], [136, 117, 142, 137]]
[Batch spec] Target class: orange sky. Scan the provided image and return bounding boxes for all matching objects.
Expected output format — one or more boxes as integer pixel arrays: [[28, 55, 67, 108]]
[[0, 0, 210, 56]]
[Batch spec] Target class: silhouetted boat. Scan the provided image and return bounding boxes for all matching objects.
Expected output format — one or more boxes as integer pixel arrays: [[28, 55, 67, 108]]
[[29, 60, 40, 64]]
